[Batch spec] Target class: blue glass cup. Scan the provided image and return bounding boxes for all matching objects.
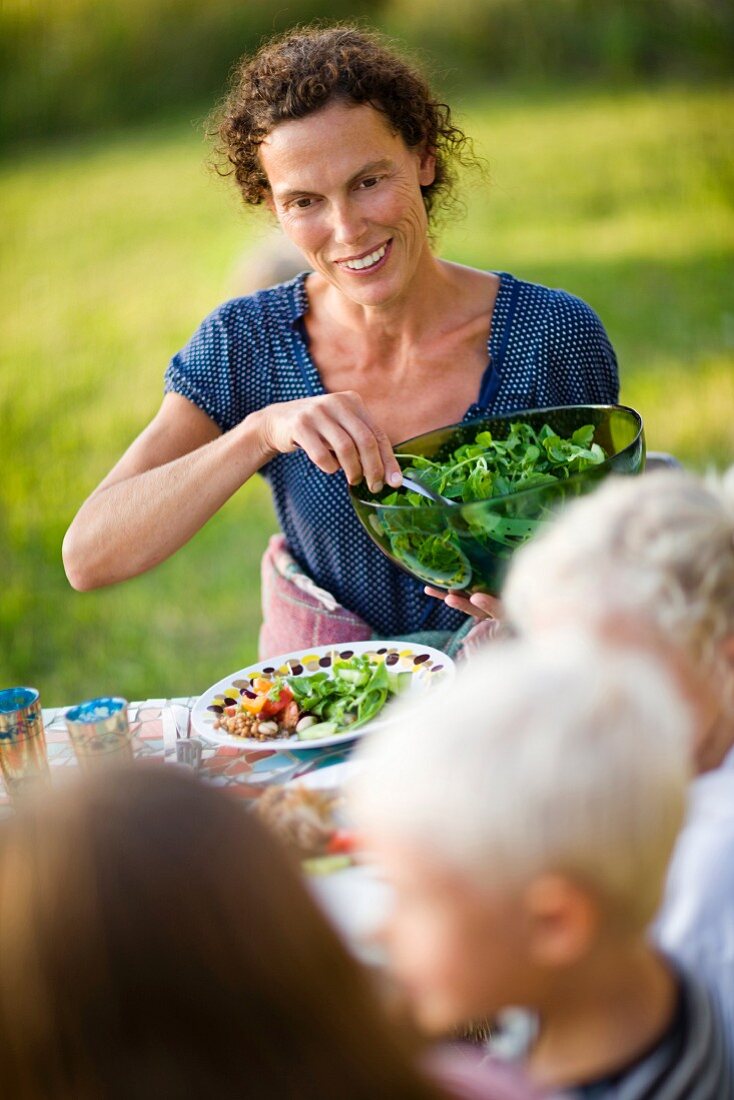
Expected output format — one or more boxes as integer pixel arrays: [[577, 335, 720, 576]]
[[0, 686, 51, 803], [65, 697, 133, 771]]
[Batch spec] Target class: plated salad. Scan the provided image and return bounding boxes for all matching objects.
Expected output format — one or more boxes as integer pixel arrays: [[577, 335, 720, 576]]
[[207, 653, 412, 742]]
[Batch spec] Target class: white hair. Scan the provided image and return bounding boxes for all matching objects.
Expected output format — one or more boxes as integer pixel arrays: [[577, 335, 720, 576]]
[[503, 468, 734, 693], [351, 636, 691, 930]]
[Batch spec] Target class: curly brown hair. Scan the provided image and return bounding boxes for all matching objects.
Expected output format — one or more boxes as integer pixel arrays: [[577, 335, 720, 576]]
[[212, 24, 479, 224]]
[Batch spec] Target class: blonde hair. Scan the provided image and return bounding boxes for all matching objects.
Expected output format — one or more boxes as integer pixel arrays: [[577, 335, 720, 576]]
[[351, 636, 691, 931], [503, 468, 734, 690]]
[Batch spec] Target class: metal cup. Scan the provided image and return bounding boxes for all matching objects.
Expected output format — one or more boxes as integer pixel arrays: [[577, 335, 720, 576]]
[[64, 697, 133, 771], [0, 686, 51, 803]]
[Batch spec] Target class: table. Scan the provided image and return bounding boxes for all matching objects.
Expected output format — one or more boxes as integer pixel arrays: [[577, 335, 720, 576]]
[[0, 697, 390, 956], [0, 697, 352, 811]]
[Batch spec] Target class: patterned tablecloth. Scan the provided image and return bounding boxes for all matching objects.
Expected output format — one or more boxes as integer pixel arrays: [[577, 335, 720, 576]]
[[0, 697, 391, 958], [0, 697, 352, 812]]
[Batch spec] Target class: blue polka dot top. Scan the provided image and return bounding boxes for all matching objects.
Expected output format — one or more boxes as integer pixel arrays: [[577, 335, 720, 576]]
[[164, 271, 618, 637]]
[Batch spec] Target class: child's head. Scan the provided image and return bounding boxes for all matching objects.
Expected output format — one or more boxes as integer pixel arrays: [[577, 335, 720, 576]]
[[351, 637, 691, 1033], [503, 467, 734, 771], [0, 767, 441, 1100]]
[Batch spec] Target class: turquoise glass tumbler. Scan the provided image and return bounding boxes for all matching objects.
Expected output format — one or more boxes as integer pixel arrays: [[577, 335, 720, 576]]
[[65, 697, 133, 771], [0, 687, 50, 803]]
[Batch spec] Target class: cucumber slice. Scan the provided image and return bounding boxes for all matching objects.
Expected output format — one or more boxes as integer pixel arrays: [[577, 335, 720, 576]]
[[335, 668, 368, 686], [302, 854, 352, 876], [387, 671, 412, 695], [296, 720, 339, 742]]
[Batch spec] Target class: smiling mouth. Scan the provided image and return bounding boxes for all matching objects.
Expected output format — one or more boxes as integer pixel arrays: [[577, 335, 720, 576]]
[[335, 239, 392, 273]]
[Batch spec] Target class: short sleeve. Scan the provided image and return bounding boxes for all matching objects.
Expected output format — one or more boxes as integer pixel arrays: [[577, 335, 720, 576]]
[[164, 304, 243, 432], [542, 292, 619, 406]]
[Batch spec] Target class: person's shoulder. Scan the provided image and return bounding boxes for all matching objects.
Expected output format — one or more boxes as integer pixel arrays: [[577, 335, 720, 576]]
[[662, 770, 734, 918], [503, 274, 607, 339], [680, 769, 734, 865], [591, 962, 733, 1100], [498, 273, 618, 402], [674, 769, 734, 864], [676, 962, 734, 1095], [164, 274, 308, 429], [205, 272, 308, 333]]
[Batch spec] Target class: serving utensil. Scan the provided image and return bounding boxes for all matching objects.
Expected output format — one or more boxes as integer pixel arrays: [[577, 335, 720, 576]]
[[399, 473, 451, 506]]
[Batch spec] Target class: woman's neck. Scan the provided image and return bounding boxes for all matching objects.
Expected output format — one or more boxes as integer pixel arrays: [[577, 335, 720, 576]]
[[316, 245, 463, 350], [527, 942, 678, 1090], [307, 252, 500, 394]]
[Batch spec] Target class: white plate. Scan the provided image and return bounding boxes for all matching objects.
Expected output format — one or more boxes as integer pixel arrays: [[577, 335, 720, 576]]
[[287, 760, 361, 791], [191, 640, 453, 751], [309, 865, 393, 963]]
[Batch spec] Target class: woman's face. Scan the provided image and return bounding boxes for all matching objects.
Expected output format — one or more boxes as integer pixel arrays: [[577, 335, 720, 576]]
[[259, 100, 436, 309]]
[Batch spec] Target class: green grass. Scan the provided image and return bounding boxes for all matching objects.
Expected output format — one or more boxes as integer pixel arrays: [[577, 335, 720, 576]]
[[2, 84, 733, 705]]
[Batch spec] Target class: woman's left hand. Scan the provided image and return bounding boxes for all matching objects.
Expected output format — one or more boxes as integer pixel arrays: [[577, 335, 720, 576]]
[[424, 586, 504, 621]]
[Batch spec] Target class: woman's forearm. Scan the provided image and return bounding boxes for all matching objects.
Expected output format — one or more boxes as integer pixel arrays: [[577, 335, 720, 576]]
[[62, 412, 273, 590]]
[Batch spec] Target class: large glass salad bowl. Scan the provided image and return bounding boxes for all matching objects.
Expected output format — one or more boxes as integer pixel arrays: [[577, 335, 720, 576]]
[[349, 404, 645, 595]]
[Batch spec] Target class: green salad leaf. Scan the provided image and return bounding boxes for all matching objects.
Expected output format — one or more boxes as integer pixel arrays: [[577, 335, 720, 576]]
[[288, 654, 408, 737], [376, 421, 606, 588], [390, 531, 472, 588], [386, 421, 605, 506]]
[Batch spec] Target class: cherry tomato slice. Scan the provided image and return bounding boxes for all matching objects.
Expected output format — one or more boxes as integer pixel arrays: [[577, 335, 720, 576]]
[[326, 830, 358, 856], [261, 684, 294, 718]]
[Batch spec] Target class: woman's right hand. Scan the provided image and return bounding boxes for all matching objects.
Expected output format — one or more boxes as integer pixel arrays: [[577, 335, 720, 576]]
[[257, 391, 403, 494], [424, 586, 504, 622]]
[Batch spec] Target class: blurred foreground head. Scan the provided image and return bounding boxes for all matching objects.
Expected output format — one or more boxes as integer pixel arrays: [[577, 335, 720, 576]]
[[504, 467, 734, 771], [351, 637, 691, 1032], [0, 767, 440, 1100]]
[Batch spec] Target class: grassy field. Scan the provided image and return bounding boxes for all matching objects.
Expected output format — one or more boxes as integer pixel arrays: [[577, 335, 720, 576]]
[[2, 83, 733, 705]]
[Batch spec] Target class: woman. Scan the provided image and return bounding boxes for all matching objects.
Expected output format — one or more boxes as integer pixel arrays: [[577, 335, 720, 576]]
[[0, 767, 538, 1100], [62, 25, 618, 647]]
